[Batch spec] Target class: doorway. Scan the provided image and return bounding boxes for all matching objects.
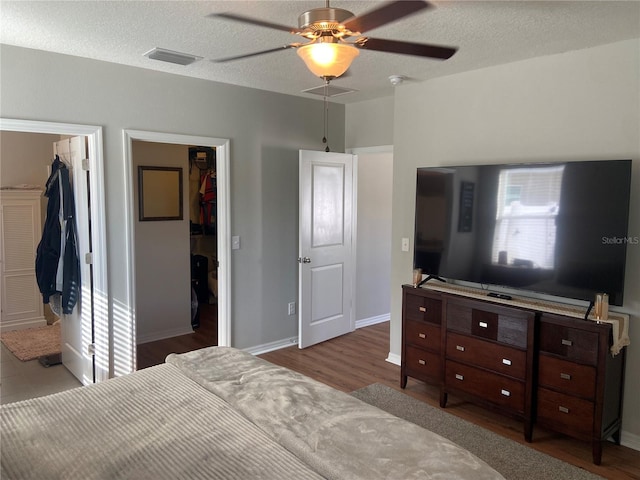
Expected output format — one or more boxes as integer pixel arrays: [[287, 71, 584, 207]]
[[123, 130, 230, 369], [0, 118, 109, 390]]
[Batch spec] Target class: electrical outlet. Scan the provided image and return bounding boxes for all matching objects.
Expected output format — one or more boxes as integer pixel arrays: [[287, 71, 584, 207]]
[[288, 302, 296, 316]]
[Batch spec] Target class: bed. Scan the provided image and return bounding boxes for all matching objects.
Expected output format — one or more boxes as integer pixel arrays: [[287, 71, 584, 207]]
[[1, 346, 504, 479]]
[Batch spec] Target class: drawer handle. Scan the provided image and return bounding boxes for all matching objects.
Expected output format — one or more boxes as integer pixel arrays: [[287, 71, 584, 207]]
[[456, 345, 465, 352], [561, 339, 573, 347], [418, 359, 426, 365], [501, 389, 511, 397], [455, 374, 464, 381], [478, 321, 488, 328], [419, 306, 427, 312], [560, 373, 572, 380], [502, 358, 512, 366], [558, 406, 570, 414], [418, 333, 426, 339]]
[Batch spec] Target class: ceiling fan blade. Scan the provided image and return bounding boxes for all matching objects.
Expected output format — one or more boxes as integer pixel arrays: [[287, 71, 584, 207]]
[[357, 37, 456, 60], [208, 12, 302, 34], [212, 44, 300, 63], [342, 0, 432, 34]]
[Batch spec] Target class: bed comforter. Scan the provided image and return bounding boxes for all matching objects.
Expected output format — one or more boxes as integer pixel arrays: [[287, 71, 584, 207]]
[[1, 346, 503, 479]]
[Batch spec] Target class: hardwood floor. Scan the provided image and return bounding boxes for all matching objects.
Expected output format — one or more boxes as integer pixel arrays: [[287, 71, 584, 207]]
[[136, 303, 217, 369], [260, 322, 640, 480], [137, 319, 639, 479]]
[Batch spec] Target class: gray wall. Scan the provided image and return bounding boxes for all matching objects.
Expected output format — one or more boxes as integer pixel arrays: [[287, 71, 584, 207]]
[[353, 148, 393, 324], [390, 39, 640, 441], [0, 45, 345, 356], [346, 98, 395, 327], [346, 96, 394, 148], [132, 141, 192, 343]]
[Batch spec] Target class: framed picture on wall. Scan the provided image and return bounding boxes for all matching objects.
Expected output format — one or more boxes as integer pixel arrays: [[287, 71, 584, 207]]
[[138, 166, 183, 221]]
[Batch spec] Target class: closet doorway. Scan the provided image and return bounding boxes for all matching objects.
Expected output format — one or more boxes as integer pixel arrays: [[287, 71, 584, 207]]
[[188, 147, 218, 332], [123, 130, 230, 370]]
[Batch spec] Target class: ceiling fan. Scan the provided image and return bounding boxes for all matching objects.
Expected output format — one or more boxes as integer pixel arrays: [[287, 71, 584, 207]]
[[210, 0, 457, 80]]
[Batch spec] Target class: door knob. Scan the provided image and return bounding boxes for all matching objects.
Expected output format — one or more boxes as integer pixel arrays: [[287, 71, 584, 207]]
[[297, 257, 311, 263]]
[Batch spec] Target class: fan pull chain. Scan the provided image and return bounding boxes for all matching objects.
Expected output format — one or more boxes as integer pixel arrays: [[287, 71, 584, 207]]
[[323, 80, 330, 152]]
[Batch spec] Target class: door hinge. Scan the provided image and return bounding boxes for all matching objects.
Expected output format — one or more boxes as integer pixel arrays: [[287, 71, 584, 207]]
[[85, 252, 93, 264], [87, 343, 96, 356], [82, 158, 90, 171]]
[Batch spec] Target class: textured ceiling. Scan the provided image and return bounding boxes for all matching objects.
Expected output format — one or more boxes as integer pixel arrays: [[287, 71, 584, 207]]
[[1, 1, 639, 104]]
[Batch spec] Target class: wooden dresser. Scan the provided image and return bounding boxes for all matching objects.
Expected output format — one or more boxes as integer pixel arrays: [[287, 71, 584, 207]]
[[536, 313, 625, 465], [400, 288, 442, 388], [439, 295, 535, 441], [400, 284, 627, 464]]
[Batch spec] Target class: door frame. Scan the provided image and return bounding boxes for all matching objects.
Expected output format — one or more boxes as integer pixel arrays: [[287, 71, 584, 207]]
[[123, 130, 231, 363], [0, 118, 109, 382]]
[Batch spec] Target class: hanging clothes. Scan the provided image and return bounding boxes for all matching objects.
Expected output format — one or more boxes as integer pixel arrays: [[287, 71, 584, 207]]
[[35, 155, 81, 314], [199, 170, 216, 233]]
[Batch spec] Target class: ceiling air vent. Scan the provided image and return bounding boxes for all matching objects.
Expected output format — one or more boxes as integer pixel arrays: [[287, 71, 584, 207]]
[[143, 48, 202, 66], [302, 84, 357, 98]]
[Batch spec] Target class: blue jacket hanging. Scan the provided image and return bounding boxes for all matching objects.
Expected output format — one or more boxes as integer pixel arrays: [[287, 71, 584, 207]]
[[35, 155, 81, 314]]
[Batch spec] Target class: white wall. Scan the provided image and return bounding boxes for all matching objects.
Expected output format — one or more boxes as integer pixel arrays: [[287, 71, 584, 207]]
[[391, 39, 640, 441], [0, 45, 345, 368]]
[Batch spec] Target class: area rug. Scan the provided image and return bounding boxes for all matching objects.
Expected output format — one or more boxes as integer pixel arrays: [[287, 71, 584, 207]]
[[0, 323, 61, 361], [351, 383, 604, 480]]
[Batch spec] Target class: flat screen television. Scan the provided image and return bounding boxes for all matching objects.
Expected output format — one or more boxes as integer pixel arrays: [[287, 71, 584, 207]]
[[414, 159, 632, 306]]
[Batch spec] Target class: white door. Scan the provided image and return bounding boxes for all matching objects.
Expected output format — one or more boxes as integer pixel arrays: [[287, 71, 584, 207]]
[[53, 137, 94, 384], [298, 150, 356, 348]]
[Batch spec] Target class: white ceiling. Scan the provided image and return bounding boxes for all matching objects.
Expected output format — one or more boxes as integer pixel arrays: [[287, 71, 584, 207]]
[[2, 1, 639, 104]]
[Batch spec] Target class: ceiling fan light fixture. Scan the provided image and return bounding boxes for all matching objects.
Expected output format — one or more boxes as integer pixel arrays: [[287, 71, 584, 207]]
[[297, 41, 359, 79]]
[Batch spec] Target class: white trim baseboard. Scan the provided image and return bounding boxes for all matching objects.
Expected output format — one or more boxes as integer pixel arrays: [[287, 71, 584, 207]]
[[136, 326, 194, 345], [621, 430, 640, 451], [356, 314, 390, 329], [244, 336, 299, 356], [386, 352, 401, 366]]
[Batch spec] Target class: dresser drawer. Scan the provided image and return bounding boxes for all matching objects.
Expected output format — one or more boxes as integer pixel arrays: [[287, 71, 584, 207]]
[[404, 293, 442, 325], [446, 332, 526, 379], [405, 345, 441, 382], [405, 320, 440, 352], [445, 361, 525, 413], [537, 387, 594, 438], [447, 301, 529, 349], [539, 321, 599, 365], [538, 354, 596, 399]]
